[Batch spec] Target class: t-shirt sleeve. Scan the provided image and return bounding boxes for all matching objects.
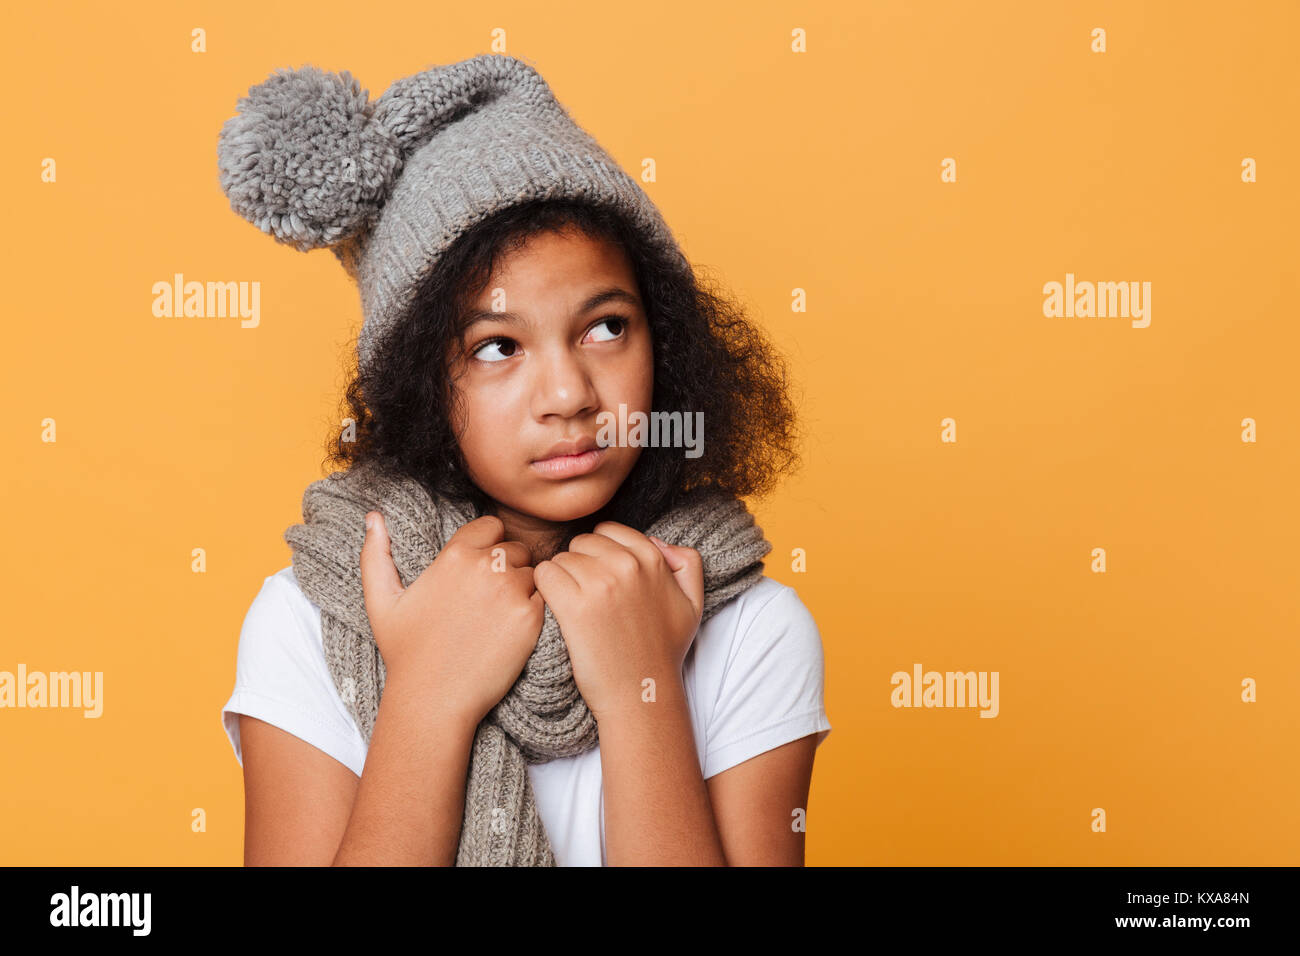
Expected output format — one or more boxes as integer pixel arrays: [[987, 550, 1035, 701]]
[[220, 571, 366, 778], [701, 582, 832, 779]]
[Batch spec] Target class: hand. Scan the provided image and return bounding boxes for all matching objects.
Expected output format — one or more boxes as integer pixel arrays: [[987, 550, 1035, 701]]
[[360, 511, 544, 725], [532, 522, 704, 722]]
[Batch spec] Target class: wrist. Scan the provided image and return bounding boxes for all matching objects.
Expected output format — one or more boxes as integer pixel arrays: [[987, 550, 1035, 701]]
[[590, 668, 687, 726], [382, 672, 484, 736]]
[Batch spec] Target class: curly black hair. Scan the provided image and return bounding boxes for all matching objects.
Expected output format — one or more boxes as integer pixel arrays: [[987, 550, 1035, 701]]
[[324, 197, 801, 541]]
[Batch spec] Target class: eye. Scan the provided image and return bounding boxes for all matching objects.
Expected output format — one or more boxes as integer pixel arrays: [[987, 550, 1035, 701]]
[[585, 317, 627, 343], [472, 337, 518, 363]]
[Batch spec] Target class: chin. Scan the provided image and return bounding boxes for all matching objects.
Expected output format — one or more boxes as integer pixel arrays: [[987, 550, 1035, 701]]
[[514, 451, 640, 523], [528, 480, 620, 522]]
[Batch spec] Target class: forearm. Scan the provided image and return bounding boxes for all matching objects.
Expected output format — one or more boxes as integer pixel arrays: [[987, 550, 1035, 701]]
[[332, 674, 478, 866], [597, 674, 727, 866]]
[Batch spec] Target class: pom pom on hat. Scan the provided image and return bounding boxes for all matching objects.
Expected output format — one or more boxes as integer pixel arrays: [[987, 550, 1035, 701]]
[[217, 66, 402, 251]]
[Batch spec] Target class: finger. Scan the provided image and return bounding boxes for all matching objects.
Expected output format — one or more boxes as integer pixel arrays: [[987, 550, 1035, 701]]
[[650, 539, 705, 621], [590, 521, 662, 568], [360, 511, 403, 619], [548, 549, 607, 588], [533, 555, 582, 604], [525, 589, 546, 638], [450, 514, 506, 549], [485, 539, 532, 570], [566, 530, 630, 562], [506, 564, 538, 597]]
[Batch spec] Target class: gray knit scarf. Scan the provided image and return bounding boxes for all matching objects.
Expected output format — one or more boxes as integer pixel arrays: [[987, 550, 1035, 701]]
[[283, 458, 772, 866]]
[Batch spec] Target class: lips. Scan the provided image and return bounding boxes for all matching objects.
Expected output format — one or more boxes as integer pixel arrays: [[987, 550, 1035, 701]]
[[533, 435, 600, 463], [530, 435, 607, 480]]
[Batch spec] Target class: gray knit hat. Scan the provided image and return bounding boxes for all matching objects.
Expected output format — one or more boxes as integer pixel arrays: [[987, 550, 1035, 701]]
[[217, 53, 692, 373]]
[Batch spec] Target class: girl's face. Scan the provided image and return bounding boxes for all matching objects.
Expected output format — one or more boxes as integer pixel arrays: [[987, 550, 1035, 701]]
[[446, 226, 654, 530]]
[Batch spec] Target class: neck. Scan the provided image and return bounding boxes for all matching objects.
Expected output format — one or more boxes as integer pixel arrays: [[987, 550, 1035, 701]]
[[488, 501, 586, 565]]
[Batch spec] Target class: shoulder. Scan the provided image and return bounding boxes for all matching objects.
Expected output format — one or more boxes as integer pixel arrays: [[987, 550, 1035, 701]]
[[236, 568, 322, 660], [231, 565, 332, 701], [691, 574, 826, 708], [698, 575, 823, 668], [691, 575, 831, 778], [226, 565, 366, 771], [257, 565, 319, 618], [224, 566, 365, 776]]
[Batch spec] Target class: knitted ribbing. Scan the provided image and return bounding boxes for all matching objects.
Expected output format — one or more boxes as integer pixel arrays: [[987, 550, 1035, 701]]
[[284, 458, 772, 865]]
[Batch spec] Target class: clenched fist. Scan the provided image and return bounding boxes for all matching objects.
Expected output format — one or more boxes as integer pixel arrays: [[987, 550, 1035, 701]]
[[533, 521, 703, 722], [360, 511, 544, 725]]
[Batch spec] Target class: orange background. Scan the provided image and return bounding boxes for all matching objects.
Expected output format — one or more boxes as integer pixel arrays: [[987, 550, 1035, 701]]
[[3, 0, 1297, 864]]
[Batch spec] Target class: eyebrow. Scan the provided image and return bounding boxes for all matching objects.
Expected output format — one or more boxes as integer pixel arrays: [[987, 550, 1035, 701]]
[[461, 287, 642, 331]]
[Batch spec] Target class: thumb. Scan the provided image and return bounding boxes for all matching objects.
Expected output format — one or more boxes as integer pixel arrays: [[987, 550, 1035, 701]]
[[360, 511, 403, 619], [649, 536, 704, 622]]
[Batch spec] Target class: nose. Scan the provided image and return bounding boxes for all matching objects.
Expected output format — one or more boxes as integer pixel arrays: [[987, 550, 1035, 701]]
[[530, 343, 599, 421]]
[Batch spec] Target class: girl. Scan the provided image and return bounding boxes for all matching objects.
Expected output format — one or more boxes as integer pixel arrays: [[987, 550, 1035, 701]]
[[217, 55, 831, 866]]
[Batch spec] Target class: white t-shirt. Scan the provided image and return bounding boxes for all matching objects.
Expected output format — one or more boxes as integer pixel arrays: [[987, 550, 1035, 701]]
[[221, 565, 831, 866]]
